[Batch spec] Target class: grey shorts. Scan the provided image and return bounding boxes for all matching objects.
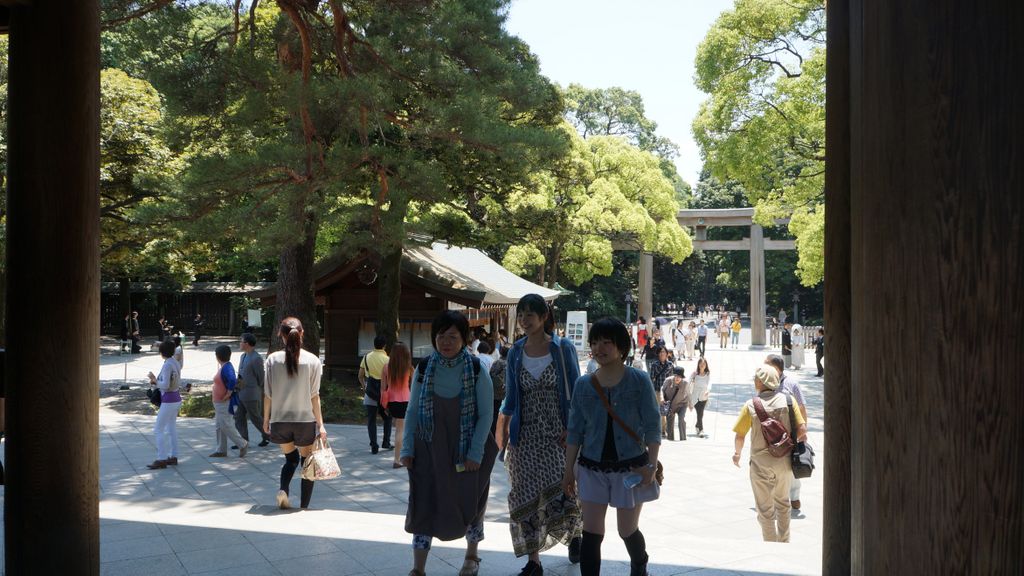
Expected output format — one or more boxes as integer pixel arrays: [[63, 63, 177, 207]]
[[576, 463, 660, 509]]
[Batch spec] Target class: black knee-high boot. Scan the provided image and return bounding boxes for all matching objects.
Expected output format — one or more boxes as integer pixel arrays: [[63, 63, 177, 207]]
[[580, 530, 604, 576], [623, 529, 649, 576], [279, 449, 299, 493], [299, 455, 314, 508]]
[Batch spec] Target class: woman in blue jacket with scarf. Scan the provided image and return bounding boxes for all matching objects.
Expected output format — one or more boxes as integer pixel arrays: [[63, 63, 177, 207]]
[[496, 294, 583, 576]]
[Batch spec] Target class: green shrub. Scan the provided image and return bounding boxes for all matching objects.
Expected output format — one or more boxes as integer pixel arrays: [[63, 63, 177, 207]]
[[319, 379, 366, 425], [177, 381, 365, 424], [179, 393, 214, 418]]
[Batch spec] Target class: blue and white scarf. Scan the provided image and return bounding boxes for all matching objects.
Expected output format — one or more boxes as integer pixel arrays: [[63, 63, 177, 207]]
[[416, 349, 477, 464]]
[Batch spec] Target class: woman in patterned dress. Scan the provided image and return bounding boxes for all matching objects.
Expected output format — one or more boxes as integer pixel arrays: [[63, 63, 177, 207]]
[[496, 294, 583, 576]]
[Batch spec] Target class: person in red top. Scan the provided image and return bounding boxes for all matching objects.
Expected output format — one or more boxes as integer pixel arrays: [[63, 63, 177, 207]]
[[635, 317, 648, 351], [210, 344, 248, 458], [382, 341, 413, 469]]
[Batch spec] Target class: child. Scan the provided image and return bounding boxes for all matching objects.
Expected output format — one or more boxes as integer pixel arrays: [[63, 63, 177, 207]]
[[209, 344, 248, 458]]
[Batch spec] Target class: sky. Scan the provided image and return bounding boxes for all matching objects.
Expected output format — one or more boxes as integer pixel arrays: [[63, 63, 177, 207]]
[[504, 0, 736, 188]]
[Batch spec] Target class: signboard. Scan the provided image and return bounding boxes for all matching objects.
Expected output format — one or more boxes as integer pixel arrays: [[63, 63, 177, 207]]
[[565, 311, 588, 354], [247, 309, 262, 328]]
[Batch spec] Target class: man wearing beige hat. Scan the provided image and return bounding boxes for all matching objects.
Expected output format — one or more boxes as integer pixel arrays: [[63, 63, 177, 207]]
[[731, 365, 807, 542]]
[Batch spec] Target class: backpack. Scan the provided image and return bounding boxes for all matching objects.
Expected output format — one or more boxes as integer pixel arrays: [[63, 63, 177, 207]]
[[751, 394, 794, 457]]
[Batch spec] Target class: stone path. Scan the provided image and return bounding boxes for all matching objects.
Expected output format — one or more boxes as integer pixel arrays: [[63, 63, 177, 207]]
[[1, 329, 826, 575]]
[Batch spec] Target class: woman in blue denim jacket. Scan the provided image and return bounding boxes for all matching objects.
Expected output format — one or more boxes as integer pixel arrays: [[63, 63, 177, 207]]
[[496, 294, 582, 575], [562, 318, 661, 576]]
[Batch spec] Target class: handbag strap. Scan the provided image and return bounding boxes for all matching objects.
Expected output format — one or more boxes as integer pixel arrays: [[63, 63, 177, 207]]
[[590, 372, 643, 445], [751, 397, 771, 423], [786, 393, 799, 443]]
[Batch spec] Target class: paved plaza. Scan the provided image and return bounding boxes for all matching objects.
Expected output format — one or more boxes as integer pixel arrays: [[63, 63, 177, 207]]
[[2, 330, 825, 575]]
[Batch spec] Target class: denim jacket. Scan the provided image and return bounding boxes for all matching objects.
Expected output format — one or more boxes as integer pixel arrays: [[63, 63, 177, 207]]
[[567, 367, 661, 462], [500, 334, 580, 446]]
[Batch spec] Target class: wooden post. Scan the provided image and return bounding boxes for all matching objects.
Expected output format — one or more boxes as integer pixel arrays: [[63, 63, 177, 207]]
[[637, 252, 654, 322], [849, 0, 1023, 572], [823, 0, 852, 572], [748, 224, 766, 346], [5, 2, 101, 574]]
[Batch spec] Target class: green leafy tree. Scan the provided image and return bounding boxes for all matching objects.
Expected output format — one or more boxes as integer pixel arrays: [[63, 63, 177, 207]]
[[139, 0, 564, 350], [99, 67, 190, 314], [693, 0, 825, 285], [496, 127, 691, 287]]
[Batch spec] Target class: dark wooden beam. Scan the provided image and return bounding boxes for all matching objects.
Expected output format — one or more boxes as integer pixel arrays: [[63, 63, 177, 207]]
[[4, 2, 100, 574], [823, 0, 851, 572], [848, 0, 1023, 572]]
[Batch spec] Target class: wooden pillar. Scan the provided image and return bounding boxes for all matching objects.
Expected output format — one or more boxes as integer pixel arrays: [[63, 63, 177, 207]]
[[849, 0, 1023, 573], [823, 0, 851, 571], [5, 3, 101, 574], [637, 252, 653, 322], [748, 224, 766, 347]]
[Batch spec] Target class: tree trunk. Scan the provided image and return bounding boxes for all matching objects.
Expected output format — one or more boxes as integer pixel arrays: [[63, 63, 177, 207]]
[[548, 246, 562, 289], [272, 207, 320, 356], [118, 276, 131, 316], [375, 191, 409, 349]]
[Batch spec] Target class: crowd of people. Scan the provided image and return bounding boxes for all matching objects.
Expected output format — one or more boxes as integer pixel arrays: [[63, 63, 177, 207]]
[[140, 295, 821, 574]]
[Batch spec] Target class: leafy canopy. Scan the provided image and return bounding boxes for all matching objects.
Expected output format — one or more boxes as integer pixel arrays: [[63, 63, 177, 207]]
[[693, 0, 825, 285]]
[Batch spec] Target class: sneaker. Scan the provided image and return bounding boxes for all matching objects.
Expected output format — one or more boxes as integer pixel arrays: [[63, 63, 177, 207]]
[[568, 536, 581, 564], [371, 444, 379, 455], [276, 490, 291, 509], [208, 452, 227, 458], [146, 459, 167, 470], [518, 560, 543, 576], [258, 439, 270, 447], [381, 442, 394, 450], [239, 443, 248, 458], [165, 457, 178, 465]]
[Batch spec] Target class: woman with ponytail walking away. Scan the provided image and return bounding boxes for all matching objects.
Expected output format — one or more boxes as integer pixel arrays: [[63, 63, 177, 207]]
[[263, 317, 327, 509]]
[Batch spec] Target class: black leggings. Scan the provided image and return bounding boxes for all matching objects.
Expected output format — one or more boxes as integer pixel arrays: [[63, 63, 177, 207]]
[[365, 405, 392, 447], [694, 400, 707, 431]]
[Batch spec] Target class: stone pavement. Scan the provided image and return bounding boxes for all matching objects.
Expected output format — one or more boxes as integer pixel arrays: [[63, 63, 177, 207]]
[[1, 330, 826, 575]]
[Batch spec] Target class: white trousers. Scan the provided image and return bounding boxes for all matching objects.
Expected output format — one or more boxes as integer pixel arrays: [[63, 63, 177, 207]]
[[155, 401, 180, 460]]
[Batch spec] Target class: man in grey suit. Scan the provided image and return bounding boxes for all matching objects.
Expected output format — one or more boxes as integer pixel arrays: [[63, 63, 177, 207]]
[[234, 333, 270, 447]]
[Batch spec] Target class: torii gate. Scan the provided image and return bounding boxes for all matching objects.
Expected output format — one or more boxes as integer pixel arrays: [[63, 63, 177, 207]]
[[636, 208, 796, 347]]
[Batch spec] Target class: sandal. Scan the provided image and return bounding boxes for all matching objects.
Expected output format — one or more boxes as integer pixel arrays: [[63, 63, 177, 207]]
[[458, 555, 481, 576]]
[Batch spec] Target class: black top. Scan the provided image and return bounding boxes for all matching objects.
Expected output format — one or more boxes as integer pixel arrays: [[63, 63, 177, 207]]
[[782, 329, 792, 354]]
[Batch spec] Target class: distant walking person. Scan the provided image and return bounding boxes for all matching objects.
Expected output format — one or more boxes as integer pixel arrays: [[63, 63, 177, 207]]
[[130, 311, 142, 354], [732, 365, 806, 542], [382, 341, 413, 469], [120, 312, 131, 352], [208, 344, 248, 459], [781, 322, 793, 368], [192, 313, 205, 347], [146, 339, 182, 469], [730, 317, 741, 348], [358, 335, 392, 454], [234, 333, 270, 448], [264, 317, 327, 510], [813, 328, 825, 377], [690, 357, 712, 438], [661, 367, 690, 441], [695, 320, 708, 357], [766, 354, 809, 512], [718, 316, 729, 349]]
